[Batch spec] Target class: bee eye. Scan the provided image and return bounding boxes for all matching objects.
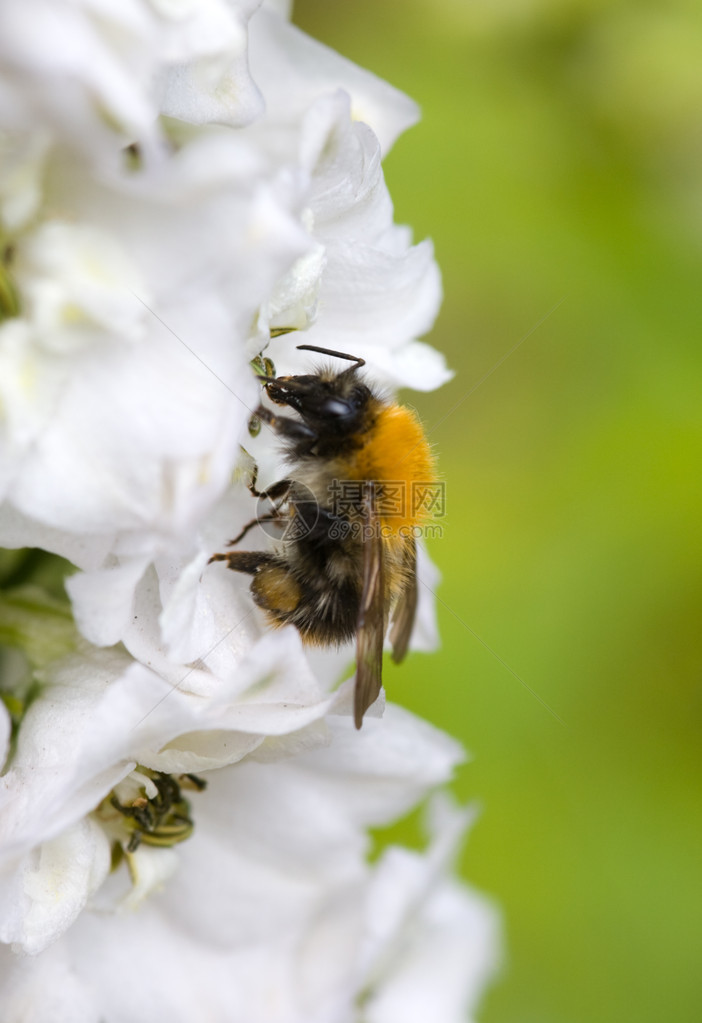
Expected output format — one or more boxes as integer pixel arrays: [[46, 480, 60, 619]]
[[321, 398, 352, 417]]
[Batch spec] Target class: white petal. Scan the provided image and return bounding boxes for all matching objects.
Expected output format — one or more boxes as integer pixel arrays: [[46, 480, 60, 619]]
[[364, 339, 453, 392], [0, 322, 61, 501], [121, 845, 179, 911], [292, 703, 466, 828], [259, 243, 326, 334], [299, 93, 393, 241], [0, 502, 115, 572], [249, 8, 419, 156], [410, 541, 442, 653], [160, 49, 264, 128], [0, 130, 50, 231], [262, 0, 292, 18], [0, 818, 110, 955], [361, 797, 500, 1022], [363, 872, 500, 1023], [316, 238, 442, 349], [0, 701, 10, 774], [0, 1, 160, 148], [14, 221, 148, 353], [0, 941, 100, 1023], [66, 558, 150, 647]]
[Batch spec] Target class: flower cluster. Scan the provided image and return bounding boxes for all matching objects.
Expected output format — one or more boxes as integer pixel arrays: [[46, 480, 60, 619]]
[[0, 2, 498, 1019]]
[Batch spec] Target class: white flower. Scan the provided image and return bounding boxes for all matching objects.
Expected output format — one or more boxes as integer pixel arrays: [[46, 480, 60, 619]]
[[0, 1, 499, 1019], [0, 0, 448, 648], [0, 129, 311, 558], [158, 0, 265, 128], [257, 91, 449, 392], [0, 0, 264, 159], [0, 625, 335, 954], [360, 797, 501, 1022], [248, 5, 420, 157], [15, 221, 146, 353], [0, 704, 498, 1022], [247, 12, 450, 391]]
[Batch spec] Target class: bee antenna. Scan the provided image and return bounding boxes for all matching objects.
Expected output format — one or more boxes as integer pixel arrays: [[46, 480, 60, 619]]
[[296, 344, 365, 369]]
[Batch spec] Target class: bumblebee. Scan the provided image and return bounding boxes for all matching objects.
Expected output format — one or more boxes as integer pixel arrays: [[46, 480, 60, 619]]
[[210, 345, 438, 728]]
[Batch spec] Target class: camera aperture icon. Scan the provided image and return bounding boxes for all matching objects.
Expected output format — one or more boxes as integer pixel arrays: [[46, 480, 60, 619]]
[[255, 481, 319, 542]]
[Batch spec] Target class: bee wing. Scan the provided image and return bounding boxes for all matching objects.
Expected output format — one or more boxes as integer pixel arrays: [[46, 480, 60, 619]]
[[354, 484, 387, 729], [389, 535, 418, 663]]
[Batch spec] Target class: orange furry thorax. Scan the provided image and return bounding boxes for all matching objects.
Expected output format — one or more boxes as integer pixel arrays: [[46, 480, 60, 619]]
[[348, 403, 436, 533]]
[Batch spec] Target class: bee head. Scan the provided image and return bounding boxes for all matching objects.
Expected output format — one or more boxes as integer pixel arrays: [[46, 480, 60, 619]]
[[265, 367, 372, 433], [262, 345, 374, 435]]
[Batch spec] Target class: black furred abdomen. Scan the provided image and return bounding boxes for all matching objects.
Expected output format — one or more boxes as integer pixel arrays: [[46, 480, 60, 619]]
[[273, 537, 362, 645]]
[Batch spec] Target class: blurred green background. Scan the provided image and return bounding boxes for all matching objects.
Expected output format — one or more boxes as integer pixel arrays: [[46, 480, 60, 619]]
[[294, 1, 702, 1021]]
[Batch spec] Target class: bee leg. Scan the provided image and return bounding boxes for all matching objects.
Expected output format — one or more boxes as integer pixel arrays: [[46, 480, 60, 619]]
[[209, 552, 302, 617], [253, 405, 317, 441], [253, 478, 292, 503], [246, 463, 260, 497], [208, 551, 275, 573], [226, 507, 287, 547], [226, 479, 292, 546], [225, 517, 261, 546], [244, 463, 290, 499]]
